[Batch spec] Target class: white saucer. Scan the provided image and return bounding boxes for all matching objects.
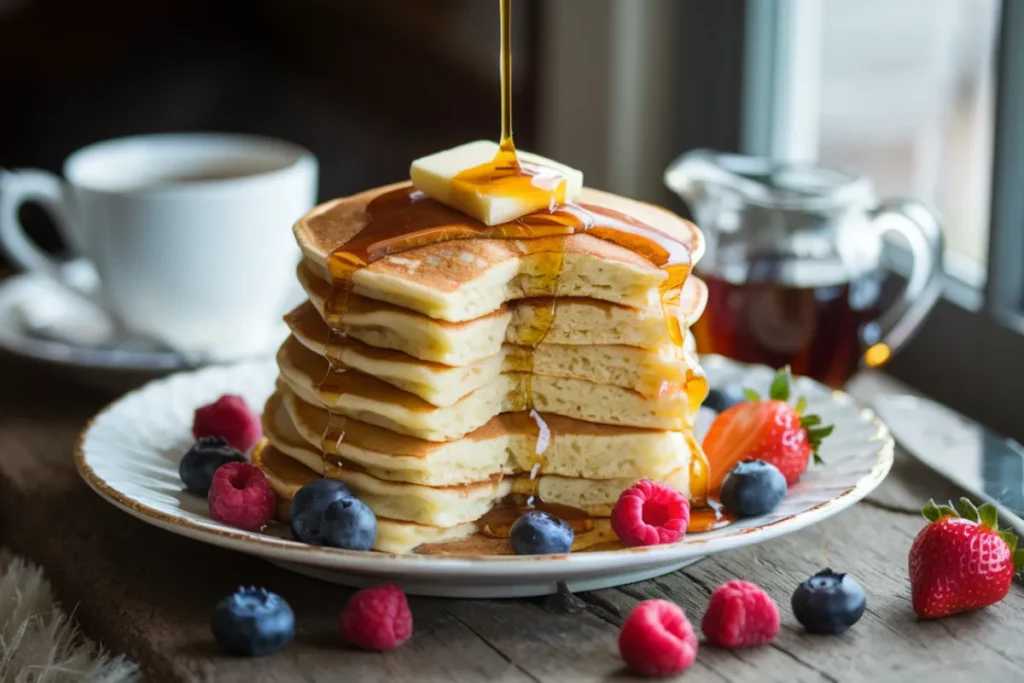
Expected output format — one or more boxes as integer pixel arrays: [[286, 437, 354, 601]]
[[0, 271, 183, 369], [75, 356, 894, 598], [0, 271, 285, 388]]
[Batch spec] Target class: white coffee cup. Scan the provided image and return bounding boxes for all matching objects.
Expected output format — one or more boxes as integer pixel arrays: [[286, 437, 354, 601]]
[[0, 133, 317, 361]]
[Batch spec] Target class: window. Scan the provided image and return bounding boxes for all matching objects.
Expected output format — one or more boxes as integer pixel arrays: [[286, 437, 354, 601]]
[[537, 0, 1024, 439], [741, 0, 1024, 438], [743, 0, 1000, 288]]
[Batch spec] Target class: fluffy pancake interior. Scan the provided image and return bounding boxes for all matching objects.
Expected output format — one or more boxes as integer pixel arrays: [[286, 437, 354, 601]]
[[285, 300, 707, 408], [277, 335, 699, 441], [296, 260, 708, 364], [265, 388, 698, 490], [294, 182, 705, 322]]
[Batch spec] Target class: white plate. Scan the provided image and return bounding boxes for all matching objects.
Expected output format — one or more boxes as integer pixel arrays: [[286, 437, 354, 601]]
[[75, 356, 894, 598]]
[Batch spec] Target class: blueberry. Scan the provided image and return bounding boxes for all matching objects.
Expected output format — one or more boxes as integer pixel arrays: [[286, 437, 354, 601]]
[[703, 385, 747, 414], [179, 437, 246, 496], [791, 568, 866, 634], [318, 497, 377, 550], [211, 587, 295, 656], [290, 479, 353, 544], [719, 460, 787, 518], [509, 511, 574, 555]]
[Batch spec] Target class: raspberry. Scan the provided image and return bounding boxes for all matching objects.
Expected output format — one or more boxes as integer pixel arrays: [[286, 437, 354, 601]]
[[618, 600, 698, 677], [208, 462, 275, 531], [701, 580, 780, 648], [339, 585, 413, 652], [193, 395, 262, 452], [611, 479, 690, 547]]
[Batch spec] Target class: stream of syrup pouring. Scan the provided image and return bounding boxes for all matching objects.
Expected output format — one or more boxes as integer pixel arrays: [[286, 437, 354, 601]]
[[317, 0, 723, 537]]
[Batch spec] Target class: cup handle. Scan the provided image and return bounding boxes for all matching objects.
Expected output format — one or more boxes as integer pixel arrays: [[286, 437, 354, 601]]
[[0, 169, 80, 278], [865, 198, 945, 364]]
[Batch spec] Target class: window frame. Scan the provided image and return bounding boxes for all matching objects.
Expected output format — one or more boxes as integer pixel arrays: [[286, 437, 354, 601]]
[[741, 0, 1024, 439], [862, 0, 1024, 441], [536, 0, 1024, 439], [740, 0, 1024, 439]]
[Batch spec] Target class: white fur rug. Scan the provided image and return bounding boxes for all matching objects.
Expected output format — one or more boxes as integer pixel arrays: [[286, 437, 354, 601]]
[[0, 549, 138, 682]]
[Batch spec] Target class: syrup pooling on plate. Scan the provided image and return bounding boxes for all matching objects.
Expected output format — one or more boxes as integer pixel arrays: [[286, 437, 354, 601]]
[[688, 503, 735, 533]]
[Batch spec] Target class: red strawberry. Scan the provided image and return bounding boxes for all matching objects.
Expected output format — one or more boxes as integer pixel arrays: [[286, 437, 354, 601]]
[[909, 497, 1023, 619], [703, 366, 831, 487]]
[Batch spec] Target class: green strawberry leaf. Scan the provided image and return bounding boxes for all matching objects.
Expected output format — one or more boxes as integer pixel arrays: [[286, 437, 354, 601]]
[[1014, 548, 1024, 571], [956, 498, 981, 523], [807, 425, 834, 453], [743, 388, 762, 402], [922, 499, 943, 522], [999, 530, 1019, 556], [769, 366, 792, 401], [794, 396, 807, 415], [800, 415, 822, 428], [978, 502, 999, 530], [813, 453, 824, 466], [936, 503, 959, 519]]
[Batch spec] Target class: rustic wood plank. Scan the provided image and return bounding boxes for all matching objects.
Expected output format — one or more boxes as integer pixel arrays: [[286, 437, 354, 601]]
[[3, 356, 1024, 682], [581, 499, 1024, 683]]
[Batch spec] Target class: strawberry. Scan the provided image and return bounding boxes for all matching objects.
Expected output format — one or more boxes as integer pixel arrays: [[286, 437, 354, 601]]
[[703, 366, 831, 487], [909, 497, 1024, 619]]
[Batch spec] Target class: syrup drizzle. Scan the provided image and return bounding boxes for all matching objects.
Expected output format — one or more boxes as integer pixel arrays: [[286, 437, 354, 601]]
[[313, 0, 713, 531]]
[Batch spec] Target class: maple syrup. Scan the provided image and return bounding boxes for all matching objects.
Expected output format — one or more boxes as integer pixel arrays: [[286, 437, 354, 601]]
[[478, 496, 593, 538], [310, 0, 716, 536], [687, 502, 735, 533]]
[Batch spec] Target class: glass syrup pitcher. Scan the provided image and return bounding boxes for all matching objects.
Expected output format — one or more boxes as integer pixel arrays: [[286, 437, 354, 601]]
[[665, 149, 944, 388]]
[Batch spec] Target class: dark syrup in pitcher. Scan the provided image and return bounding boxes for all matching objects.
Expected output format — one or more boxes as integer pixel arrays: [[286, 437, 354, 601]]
[[693, 268, 882, 388]]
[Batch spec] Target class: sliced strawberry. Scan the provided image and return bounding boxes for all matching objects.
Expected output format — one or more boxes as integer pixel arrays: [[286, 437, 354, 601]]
[[909, 497, 1024, 619], [703, 366, 832, 488]]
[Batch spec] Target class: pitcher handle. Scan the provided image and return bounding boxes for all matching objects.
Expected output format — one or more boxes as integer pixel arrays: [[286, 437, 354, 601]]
[[865, 198, 944, 365]]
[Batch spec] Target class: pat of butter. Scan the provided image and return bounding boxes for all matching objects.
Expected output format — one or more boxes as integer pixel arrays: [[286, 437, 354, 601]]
[[410, 140, 584, 225]]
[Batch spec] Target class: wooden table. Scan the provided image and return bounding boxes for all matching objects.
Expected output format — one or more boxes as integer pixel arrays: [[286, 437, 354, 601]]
[[2, 354, 1022, 682]]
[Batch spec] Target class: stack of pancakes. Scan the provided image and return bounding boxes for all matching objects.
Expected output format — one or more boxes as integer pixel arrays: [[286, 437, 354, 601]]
[[255, 181, 710, 554]]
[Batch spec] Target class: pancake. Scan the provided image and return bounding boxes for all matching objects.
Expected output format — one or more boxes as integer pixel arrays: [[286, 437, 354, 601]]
[[254, 441, 619, 554], [286, 301, 707, 406], [266, 389, 701, 492], [264, 172, 709, 555], [294, 182, 705, 322], [254, 442, 479, 553], [277, 336, 699, 440], [297, 261, 708, 364], [263, 409, 685, 528]]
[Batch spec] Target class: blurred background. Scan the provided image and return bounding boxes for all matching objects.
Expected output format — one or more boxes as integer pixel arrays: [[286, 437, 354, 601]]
[[0, 0, 999, 280], [0, 0, 1020, 432]]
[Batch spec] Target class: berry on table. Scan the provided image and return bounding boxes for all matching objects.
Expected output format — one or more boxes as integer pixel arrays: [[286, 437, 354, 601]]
[[611, 479, 690, 547], [509, 510, 574, 555], [909, 497, 1024, 619], [339, 585, 413, 652], [179, 436, 247, 496], [211, 587, 295, 656], [701, 580, 780, 648], [719, 460, 787, 518], [791, 568, 866, 634], [193, 395, 262, 453], [703, 365, 832, 486], [208, 462, 275, 531], [618, 599, 698, 677], [320, 497, 378, 551], [290, 478, 355, 545]]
